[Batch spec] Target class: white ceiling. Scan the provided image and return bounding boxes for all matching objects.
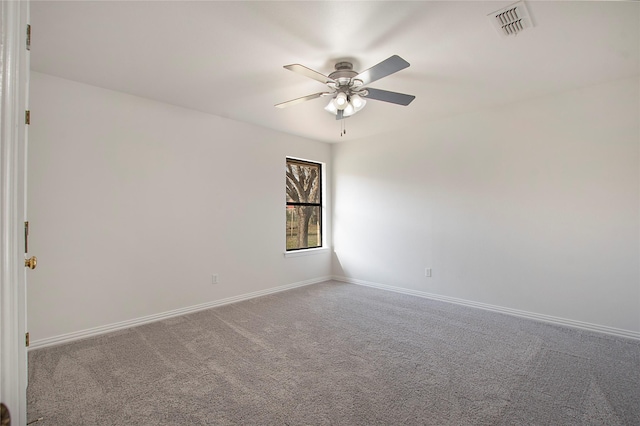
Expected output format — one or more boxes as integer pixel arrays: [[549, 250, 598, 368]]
[[31, 1, 639, 143]]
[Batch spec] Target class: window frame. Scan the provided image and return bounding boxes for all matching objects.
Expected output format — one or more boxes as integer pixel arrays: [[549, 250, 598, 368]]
[[285, 157, 324, 252]]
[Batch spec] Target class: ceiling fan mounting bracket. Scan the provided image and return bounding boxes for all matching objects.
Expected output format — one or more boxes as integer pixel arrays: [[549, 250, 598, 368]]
[[334, 61, 353, 71]]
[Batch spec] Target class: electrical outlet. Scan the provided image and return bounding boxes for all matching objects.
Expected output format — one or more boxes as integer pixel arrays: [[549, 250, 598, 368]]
[[212, 274, 218, 284], [425, 268, 432, 278]]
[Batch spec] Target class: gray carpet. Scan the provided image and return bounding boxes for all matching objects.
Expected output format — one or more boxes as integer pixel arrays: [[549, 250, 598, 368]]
[[28, 281, 640, 425]]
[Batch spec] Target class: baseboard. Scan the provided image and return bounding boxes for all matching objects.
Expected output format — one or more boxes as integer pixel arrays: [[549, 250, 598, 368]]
[[332, 276, 640, 341], [31, 275, 640, 349], [29, 276, 332, 350]]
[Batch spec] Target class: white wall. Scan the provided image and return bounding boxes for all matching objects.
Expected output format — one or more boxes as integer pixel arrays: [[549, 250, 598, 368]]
[[333, 77, 640, 333], [28, 72, 332, 341], [28, 72, 640, 341]]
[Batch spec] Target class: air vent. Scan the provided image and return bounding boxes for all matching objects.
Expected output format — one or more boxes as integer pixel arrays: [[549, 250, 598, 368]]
[[488, 1, 533, 37]]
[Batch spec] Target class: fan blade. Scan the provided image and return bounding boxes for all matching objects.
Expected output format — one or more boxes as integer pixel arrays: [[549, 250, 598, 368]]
[[275, 92, 330, 108], [355, 55, 410, 86], [284, 64, 336, 85], [363, 88, 415, 106]]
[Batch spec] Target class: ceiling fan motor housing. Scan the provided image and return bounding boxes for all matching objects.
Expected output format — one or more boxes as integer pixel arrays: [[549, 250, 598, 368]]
[[329, 62, 358, 86]]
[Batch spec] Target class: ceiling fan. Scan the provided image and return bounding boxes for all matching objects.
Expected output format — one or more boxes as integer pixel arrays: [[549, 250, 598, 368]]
[[275, 55, 416, 120]]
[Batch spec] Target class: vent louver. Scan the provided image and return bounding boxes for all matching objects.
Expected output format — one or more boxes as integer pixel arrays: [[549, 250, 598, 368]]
[[488, 1, 533, 37]]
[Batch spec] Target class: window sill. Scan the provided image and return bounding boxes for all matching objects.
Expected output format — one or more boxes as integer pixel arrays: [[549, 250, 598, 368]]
[[284, 247, 330, 258]]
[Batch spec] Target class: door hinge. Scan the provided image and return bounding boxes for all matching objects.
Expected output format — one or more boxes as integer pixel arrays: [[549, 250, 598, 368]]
[[25, 110, 30, 125], [24, 221, 29, 253], [26, 332, 30, 347], [26, 24, 31, 51]]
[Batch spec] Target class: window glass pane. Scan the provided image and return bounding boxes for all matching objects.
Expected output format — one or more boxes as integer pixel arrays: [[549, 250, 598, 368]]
[[286, 205, 321, 250], [286, 161, 320, 204]]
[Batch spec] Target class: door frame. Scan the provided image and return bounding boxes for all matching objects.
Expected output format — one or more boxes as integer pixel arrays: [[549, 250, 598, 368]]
[[1, 1, 30, 425]]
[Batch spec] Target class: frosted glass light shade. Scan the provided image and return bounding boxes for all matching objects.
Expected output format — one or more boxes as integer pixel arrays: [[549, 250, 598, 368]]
[[350, 94, 366, 110], [343, 103, 355, 117], [334, 92, 348, 110], [324, 100, 338, 114]]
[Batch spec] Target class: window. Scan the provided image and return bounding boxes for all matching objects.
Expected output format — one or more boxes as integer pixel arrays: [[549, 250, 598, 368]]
[[286, 158, 322, 251]]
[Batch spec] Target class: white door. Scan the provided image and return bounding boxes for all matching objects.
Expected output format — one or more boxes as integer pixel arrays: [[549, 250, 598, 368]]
[[1, 1, 31, 425]]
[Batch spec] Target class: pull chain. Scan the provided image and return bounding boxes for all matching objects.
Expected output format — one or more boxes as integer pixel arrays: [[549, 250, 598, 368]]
[[340, 120, 347, 137]]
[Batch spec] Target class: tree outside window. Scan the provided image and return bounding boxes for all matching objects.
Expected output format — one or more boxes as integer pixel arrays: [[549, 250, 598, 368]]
[[286, 158, 322, 250]]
